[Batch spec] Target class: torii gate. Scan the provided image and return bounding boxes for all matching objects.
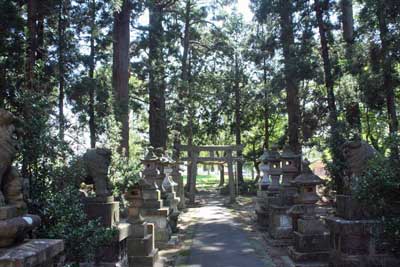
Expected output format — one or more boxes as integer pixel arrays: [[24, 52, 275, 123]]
[[176, 144, 244, 204]]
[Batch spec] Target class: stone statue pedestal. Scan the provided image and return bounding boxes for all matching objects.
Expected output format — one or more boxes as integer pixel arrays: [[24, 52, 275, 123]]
[[83, 196, 120, 228], [326, 195, 400, 267], [83, 196, 130, 267], [0, 239, 64, 267], [92, 222, 130, 267]]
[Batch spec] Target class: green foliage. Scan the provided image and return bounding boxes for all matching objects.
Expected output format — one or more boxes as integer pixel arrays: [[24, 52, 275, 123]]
[[355, 154, 400, 253], [39, 185, 117, 263]]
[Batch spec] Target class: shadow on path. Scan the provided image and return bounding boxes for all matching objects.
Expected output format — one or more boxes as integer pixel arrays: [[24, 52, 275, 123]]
[[183, 191, 274, 267]]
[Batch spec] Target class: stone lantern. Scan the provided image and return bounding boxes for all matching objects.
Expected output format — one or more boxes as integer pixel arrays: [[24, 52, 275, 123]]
[[280, 145, 300, 186], [258, 148, 271, 191], [267, 145, 281, 191], [292, 160, 323, 205], [141, 146, 160, 189], [283, 161, 331, 267]]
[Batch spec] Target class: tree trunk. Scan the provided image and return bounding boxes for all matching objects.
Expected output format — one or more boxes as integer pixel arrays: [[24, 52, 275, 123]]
[[26, 0, 37, 91], [219, 164, 225, 187], [279, 0, 301, 154], [89, 0, 96, 148], [315, 0, 344, 194], [234, 54, 244, 184], [377, 1, 399, 159], [263, 57, 269, 149], [341, 0, 354, 43], [112, 0, 131, 157], [58, 0, 65, 141], [149, 1, 167, 149]]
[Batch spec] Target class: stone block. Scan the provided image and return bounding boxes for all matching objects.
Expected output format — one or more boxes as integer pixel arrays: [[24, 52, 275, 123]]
[[142, 190, 160, 201], [288, 246, 330, 262], [294, 231, 330, 253], [0, 214, 41, 248], [269, 205, 293, 240], [128, 248, 160, 267], [128, 235, 154, 257], [281, 256, 329, 267], [141, 208, 169, 217], [142, 200, 163, 209], [83, 199, 119, 227], [297, 218, 328, 235], [0, 239, 64, 267]]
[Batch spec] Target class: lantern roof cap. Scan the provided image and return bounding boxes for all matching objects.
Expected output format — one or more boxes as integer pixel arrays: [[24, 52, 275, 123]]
[[258, 148, 270, 162], [292, 160, 324, 186], [267, 145, 281, 160], [143, 146, 159, 161], [281, 145, 301, 159]]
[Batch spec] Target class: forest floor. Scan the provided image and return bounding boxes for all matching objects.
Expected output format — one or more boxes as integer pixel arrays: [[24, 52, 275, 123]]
[[159, 189, 287, 267]]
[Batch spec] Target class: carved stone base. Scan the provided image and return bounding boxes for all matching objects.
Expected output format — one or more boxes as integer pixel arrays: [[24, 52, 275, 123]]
[[83, 196, 120, 227], [326, 216, 400, 267], [93, 222, 130, 267], [0, 239, 64, 267]]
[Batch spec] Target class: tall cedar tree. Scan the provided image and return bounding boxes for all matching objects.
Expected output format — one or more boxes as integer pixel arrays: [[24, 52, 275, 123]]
[[113, 0, 131, 157]]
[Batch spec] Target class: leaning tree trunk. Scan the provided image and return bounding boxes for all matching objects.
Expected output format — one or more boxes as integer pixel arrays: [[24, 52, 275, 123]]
[[279, 0, 301, 154], [112, 0, 131, 157], [377, 1, 399, 159], [149, 1, 167, 149]]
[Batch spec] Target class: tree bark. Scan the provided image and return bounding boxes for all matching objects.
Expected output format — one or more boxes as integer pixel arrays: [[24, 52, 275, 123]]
[[377, 1, 399, 159], [58, 0, 65, 141], [89, 0, 96, 148], [26, 0, 37, 91], [263, 57, 269, 149], [341, 0, 354, 44], [219, 164, 225, 187], [112, 0, 131, 157], [315, 0, 344, 193], [234, 54, 244, 184], [149, 1, 167, 149], [279, 0, 301, 154]]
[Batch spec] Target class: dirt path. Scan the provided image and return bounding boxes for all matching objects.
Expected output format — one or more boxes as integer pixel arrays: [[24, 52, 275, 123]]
[[174, 191, 277, 267]]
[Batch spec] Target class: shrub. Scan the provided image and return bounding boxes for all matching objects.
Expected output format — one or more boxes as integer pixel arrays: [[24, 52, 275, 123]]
[[38, 185, 116, 264], [355, 155, 400, 255]]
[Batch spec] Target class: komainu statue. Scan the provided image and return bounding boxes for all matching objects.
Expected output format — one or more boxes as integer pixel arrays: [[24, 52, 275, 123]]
[[342, 137, 377, 193], [83, 148, 112, 197], [0, 109, 25, 209]]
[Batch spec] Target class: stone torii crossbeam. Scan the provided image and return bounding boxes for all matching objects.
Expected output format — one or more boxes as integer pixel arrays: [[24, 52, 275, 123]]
[[176, 144, 244, 204]]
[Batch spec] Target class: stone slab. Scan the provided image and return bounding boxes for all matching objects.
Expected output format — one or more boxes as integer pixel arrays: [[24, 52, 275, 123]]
[[281, 256, 329, 267], [263, 232, 294, 247], [293, 231, 330, 253], [0, 239, 64, 267], [288, 246, 330, 262]]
